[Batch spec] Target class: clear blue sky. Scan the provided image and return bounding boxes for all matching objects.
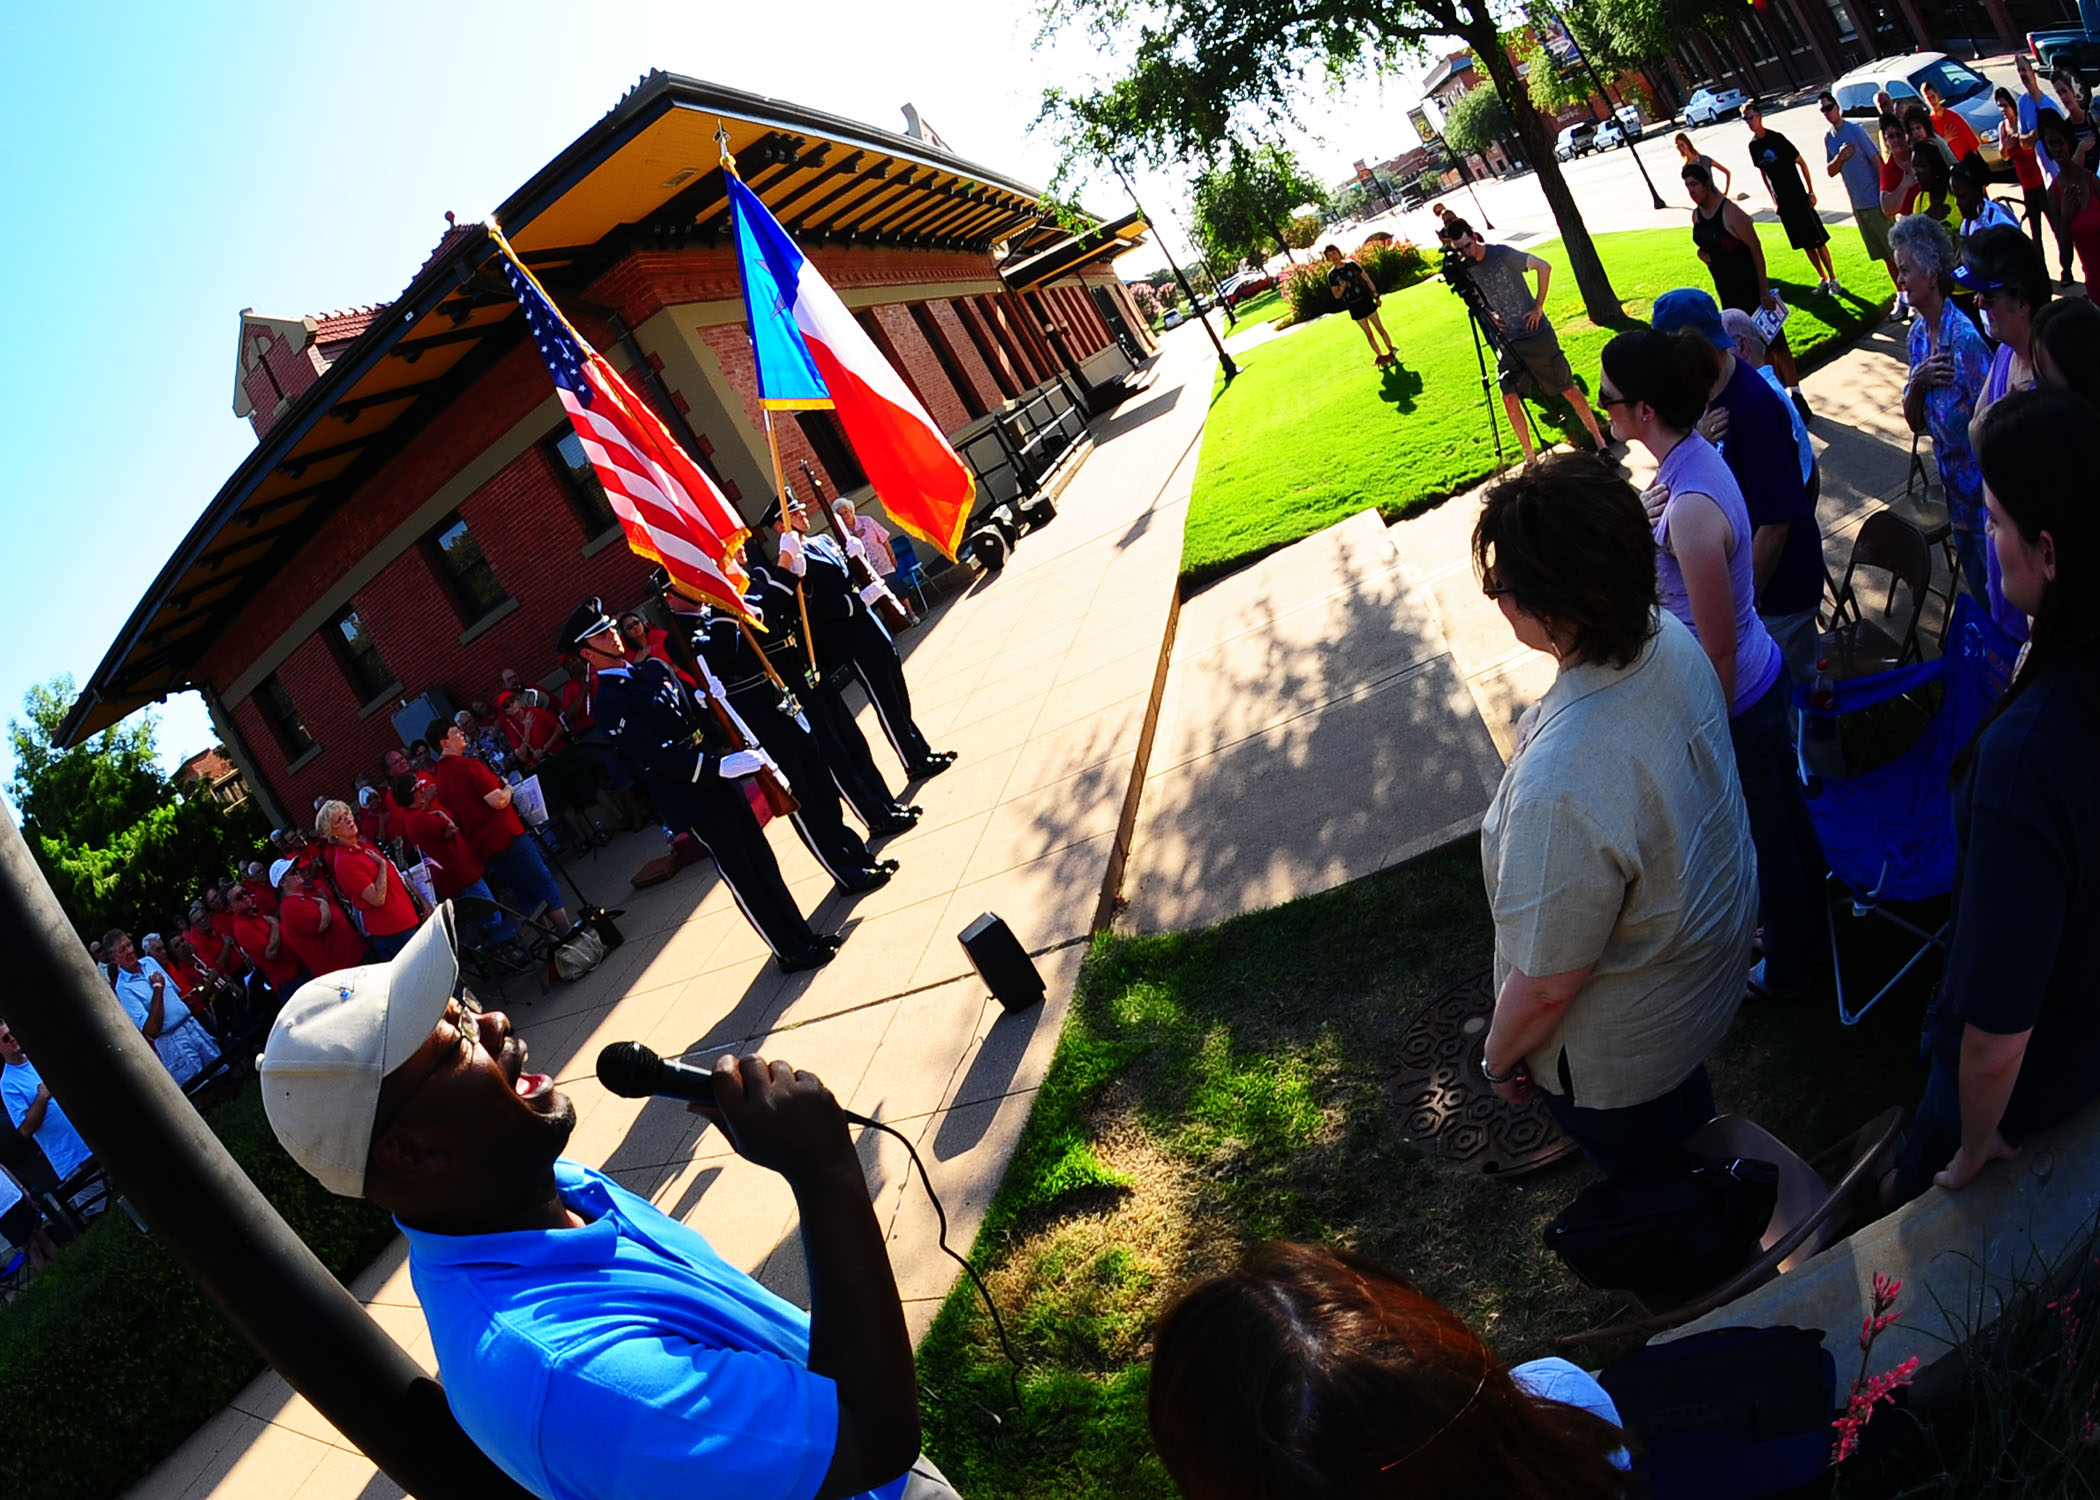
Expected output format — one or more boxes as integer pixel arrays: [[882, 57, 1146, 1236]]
[[0, 0, 1427, 797]]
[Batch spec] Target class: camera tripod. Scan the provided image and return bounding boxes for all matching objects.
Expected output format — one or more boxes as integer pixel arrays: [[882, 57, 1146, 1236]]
[[1440, 248, 1541, 474]]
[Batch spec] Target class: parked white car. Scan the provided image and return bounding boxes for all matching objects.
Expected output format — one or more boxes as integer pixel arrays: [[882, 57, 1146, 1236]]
[[1161, 308, 1185, 329], [1594, 118, 1626, 150], [1683, 87, 1749, 126], [1614, 102, 1643, 137], [1829, 53, 2005, 167]]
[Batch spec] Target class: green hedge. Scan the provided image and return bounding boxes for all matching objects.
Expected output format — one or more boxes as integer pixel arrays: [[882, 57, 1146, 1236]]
[[0, 1088, 399, 1500]]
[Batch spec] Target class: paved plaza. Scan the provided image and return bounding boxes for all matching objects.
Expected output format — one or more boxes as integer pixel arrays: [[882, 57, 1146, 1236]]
[[129, 201, 1956, 1497]]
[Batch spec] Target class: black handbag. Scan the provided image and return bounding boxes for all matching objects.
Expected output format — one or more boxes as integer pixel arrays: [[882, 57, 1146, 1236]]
[[1544, 1150, 1779, 1308]]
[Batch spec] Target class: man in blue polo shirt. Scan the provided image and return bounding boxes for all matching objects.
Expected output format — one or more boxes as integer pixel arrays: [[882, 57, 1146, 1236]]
[[258, 906, 957, 1500]]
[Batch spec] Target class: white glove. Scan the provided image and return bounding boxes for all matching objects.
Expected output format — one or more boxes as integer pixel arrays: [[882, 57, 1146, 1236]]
[[777, 530, 807, 576], [842, 532, 869, 563], [858, 581, 890, 604], [718, 749, 766, 779]]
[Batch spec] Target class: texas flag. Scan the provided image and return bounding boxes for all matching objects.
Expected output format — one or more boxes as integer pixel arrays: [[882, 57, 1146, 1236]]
[[727, 174, 976, 559]]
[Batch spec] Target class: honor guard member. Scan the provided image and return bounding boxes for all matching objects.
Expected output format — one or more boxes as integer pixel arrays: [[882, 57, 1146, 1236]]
[[659, 584, 901, 896], [764, 495, 957, 782], [561, 598, 841, 974], [743, 542, 924, 837]]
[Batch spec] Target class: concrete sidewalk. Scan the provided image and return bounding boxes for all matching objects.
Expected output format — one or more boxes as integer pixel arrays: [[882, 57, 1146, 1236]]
[[125, 330, 1215, 1500]]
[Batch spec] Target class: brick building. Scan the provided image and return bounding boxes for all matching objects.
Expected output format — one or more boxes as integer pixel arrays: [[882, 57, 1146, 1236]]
[[61, 73, 1155, 827]]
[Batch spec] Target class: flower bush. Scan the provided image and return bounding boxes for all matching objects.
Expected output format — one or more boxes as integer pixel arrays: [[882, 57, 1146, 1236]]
[[1278, 241, 1428, 326]]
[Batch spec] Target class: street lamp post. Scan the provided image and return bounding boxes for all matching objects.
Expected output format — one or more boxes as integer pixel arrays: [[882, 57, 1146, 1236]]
[[1535, 0, 1670, 212], [1116, 167, 1238, 381]]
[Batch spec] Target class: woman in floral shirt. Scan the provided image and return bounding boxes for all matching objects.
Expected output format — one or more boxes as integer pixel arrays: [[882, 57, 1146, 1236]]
[[1895, 213, 1991, 596]]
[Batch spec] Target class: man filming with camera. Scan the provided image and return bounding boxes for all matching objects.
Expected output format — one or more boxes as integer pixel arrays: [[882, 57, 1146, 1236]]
[[1436, 217, 1612, 464], [258, 908, 960, 1500]]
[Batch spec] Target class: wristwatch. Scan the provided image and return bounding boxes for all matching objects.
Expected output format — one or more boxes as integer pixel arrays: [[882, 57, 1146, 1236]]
[[1480, 1051, 1525, 1086]]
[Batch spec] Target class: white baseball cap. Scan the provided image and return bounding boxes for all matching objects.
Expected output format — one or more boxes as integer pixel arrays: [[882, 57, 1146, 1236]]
[[268, 858, 297, 889], [258, 904, 459, 1197]]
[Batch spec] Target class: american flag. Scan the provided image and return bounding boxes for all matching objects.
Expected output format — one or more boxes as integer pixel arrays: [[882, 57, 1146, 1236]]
[[497, 241, 754, 618]]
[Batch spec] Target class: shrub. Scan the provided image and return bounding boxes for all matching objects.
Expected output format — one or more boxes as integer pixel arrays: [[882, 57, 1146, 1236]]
[[1279, 242, 1428, 325], [1358, 239, 1427, 293], [0, 1088, 399, 1500]]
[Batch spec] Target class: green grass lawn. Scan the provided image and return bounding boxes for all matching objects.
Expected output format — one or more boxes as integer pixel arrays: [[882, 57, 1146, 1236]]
[[916, 840, 1940, 1498], [1181, 224, 1894, 584], [1220, 286, 1285, 327]]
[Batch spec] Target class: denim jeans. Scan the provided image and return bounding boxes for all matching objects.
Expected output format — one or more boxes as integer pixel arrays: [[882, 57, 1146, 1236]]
[[1890, 1001, 1962, 1204], [1731, 674, 1829, 994], [1540, 1064, 1717, 1178], [366, 927, 413, 961], [484, 834, 565, 918], [456, 877, 519, 942]]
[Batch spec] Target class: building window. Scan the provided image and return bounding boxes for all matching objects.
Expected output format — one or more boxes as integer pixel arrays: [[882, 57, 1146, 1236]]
[[1739, 18, 1778, 64], [1824, 0, 1858, 39], [423, 511, 510, 624], [324, 606, 397, 703], [255, 675, 313, 760], [792, 411, 867, 491], [907, 303, 988, 419], [1768, 0, 1809, 52], [547, 428, 618, 534]]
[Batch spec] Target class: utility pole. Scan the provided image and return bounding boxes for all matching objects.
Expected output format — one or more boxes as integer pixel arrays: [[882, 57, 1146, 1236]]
[[1534, 0, 1670, 212]]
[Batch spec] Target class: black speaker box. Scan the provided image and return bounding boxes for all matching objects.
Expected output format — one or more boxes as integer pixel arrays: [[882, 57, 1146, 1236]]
[[957, 912, 1044, 1012]]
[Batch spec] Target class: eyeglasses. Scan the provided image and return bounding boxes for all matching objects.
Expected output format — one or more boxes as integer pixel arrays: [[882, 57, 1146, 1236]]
[[370, 990, 484, 1144], [1480, 566, 1513, 600], [1597, 391, 1635, 409]]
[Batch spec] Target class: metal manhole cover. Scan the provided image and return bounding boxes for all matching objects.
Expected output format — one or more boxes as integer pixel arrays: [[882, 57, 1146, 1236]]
[[1390, 969, 1577, 1178]]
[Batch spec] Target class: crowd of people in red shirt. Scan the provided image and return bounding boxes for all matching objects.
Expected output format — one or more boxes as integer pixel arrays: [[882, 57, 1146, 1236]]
[[81, 648, 689, 1050]]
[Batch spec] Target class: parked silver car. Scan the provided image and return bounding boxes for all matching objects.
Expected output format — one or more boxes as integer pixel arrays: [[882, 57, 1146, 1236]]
[[1829, 53, 2004, 167]]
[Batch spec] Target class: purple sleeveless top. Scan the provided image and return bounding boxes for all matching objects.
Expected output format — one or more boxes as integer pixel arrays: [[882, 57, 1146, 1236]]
[[1654, 432, 1783, 717]]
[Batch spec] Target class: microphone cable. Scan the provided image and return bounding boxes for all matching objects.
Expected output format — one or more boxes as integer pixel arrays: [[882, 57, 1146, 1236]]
[[841, 1106, 1025, 1416]]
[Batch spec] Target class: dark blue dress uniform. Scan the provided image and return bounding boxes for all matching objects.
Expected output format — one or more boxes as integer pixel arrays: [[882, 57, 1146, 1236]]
[[745, 559, 921, 834], [794, 533, 955, 780], [685, 605, 897, 894], [589, 658, 833, 970]]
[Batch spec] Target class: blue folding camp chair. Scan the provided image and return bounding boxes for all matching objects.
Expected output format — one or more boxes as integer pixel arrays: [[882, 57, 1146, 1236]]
[[1800, 594, 2019, 1026], [889, 535, 928, 614]]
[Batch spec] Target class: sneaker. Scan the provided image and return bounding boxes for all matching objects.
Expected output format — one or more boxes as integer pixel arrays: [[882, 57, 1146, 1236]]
[[1827, 278, 1843, 297]]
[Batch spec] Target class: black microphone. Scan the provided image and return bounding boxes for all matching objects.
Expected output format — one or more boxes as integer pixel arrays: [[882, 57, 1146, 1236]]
[[596, 1041, 715, 1107]]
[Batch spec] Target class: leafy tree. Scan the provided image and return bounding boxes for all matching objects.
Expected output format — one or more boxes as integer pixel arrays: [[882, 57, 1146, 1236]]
[[7, 677, 268, 940], [1512, 30, 1594, 118], [1440, 83, 1517, 162], [1037, 0, 1626, 325], [1187, 142, 1330, 269], [1284, 212, 1323, 249]]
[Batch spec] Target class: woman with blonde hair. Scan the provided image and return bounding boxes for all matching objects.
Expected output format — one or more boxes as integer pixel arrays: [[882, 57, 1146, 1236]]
[[316, 798, 423, 960]]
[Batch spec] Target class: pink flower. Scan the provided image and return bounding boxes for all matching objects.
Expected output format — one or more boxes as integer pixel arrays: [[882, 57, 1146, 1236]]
[[1833, 1276, 1919, 1467]]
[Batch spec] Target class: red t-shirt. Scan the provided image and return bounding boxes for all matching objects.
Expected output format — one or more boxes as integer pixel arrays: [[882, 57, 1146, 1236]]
[[558, 676, 594, 735], [184, 921, 228, 973], [207, 911, 251, 975], [278, 891, 371, 978], [404, 806, 486, 900], [323, 841, 420, 937], [501, 705, 568, 765], [241, 876, 279, 917], [231, 910, 306, 990], [1932, 107, 1983, 162], [429, 753, 525, 860], [160, 954, 206, 998], [2005, 130, 2045, 190], [645, 628, 699, 686]]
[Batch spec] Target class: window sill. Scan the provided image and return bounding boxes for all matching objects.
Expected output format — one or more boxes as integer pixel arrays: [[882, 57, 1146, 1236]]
[[456, 597, 521, 647], [580, 526, 624, 558], [356, 682, 406, 722], [285, 744, 324, 775]]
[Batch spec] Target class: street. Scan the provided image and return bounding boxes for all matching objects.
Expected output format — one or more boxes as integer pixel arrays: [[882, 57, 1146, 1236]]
[[1329, 53, 2027, 251]]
